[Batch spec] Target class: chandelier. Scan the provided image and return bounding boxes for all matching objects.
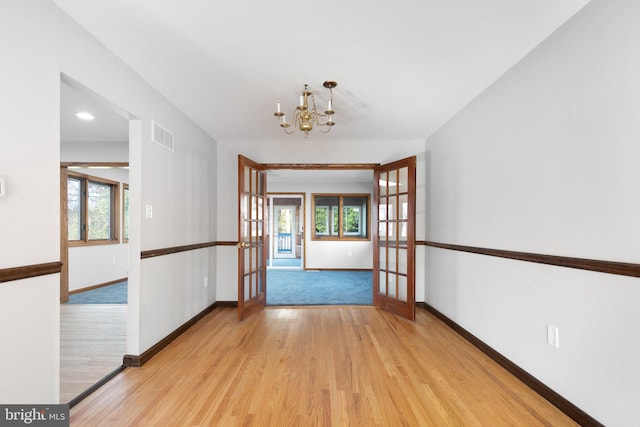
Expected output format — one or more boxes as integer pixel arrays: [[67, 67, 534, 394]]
[[274, 81, 337, 138]]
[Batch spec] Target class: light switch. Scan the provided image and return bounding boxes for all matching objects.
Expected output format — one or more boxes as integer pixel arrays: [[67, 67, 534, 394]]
[[547, 324, 559, 348], [0, 177, 6, 199], [145, 204, 153, 219]]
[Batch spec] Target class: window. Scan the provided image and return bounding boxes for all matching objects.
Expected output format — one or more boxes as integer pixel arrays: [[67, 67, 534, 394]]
[[67, 172, 120, 245], [312, 194, 369, 240], [123, 184, 129, 242], [314, 196, 339, 237]]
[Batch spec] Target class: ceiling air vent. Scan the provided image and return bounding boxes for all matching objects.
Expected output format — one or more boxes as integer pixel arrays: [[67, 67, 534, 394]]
[[151, 120, 174, 151]]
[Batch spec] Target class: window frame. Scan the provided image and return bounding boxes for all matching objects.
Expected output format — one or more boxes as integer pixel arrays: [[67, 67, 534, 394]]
[[67, 171, 121, 247], [311, 193, 370, 241]]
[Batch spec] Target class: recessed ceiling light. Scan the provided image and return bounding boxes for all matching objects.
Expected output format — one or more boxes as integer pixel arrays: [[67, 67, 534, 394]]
[[75, 112, 95, 120]]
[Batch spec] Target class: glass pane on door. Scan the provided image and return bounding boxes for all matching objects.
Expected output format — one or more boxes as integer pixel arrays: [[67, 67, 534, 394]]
[[398, 275, 407, 302], [379, 246, 386, 268], [379, 172, 387, 196], [251, 170, 258, 194], [398, 167, 408, 193], [388, 247, 397, 273], [388, 273, 396, 298], [379, 271, 386, 294], [244, 275, 250, 301], [388, 170, 398, 196], [397, 248, 407, 274], [388, 196, 397, 220]]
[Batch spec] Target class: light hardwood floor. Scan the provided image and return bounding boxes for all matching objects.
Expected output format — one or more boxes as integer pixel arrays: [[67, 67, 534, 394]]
[[60, 304, 127, 404], [71, 306, 576, 426]]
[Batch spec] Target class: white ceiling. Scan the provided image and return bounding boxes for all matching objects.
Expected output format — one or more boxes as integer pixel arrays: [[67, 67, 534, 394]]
[[54, 0, 589, 147], [60, 81, 129, 143]]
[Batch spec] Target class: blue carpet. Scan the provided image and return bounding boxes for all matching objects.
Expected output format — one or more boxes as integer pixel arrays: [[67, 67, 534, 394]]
[[270, 258, 302, 267], [267, 270, 372, 306], [67, 281, 128, 304]]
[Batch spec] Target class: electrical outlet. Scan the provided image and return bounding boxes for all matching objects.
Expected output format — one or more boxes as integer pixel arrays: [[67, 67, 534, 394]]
[[204, 276, 208, 288], [547, 324, 559, 348]]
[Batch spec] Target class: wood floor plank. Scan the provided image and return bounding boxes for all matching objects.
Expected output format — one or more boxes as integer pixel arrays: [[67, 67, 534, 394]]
[[59, 304, 127, 404], [70, 307, 577, 426]]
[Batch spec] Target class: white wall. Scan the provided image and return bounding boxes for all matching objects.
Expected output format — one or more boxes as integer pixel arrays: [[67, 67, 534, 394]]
[[424, 0, 640, 425], [68, 244, 128, 291], [269, 180, 373, 270], [0, 278, 60, 404], [61, 141, 128, 163], [0, 0, 217, 403]]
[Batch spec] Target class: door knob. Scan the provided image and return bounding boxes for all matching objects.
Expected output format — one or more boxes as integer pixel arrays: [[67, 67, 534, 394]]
[[239, 242, 251, 248]]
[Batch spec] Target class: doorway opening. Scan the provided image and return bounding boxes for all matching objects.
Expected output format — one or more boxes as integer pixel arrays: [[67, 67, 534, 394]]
[[267, 194, 304, 269], [263, 169, 375, 307], [59, 75, 134, 404], [238, 158, 416, 320]]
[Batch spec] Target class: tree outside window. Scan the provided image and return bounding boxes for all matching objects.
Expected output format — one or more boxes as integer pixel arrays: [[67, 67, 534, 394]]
[[312, 194, 369, 240]]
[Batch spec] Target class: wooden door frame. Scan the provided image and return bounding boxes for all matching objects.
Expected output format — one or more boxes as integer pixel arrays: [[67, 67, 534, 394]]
[[238, 160, 416, 319]]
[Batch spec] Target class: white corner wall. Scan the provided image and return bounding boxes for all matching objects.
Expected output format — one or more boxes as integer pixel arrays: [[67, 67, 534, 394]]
[[0, 0, 217, 403], [424, 0, 640, 425]]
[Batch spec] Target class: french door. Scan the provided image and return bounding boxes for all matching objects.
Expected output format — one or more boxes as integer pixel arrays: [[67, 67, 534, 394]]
[[237, 155, 267, 320], [373, 156, 416, 321]]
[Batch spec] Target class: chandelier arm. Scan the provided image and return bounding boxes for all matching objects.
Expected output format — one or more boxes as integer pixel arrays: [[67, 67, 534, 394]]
[[313, 100, 332, 126], [317, 117, 334, 126], [283, 108, 299, 134], [309, 94, 317, 112], [308, 95, 324, 121], [311, 110, 321, 127], [293, 109, 302, 128], [309, 97, 331, 127]]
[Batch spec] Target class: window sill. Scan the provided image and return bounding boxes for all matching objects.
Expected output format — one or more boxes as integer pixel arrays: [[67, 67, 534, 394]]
[[69, 239, 121, 247]]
